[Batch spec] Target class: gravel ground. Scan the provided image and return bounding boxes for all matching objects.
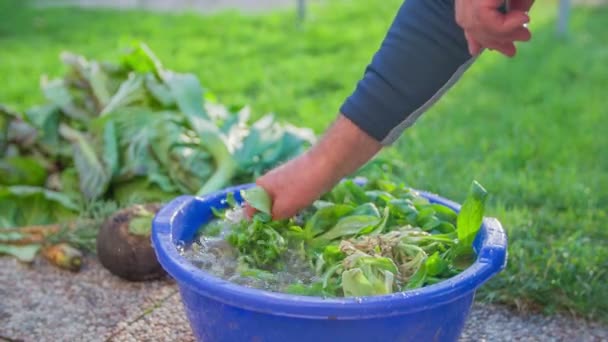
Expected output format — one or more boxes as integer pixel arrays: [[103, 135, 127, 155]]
[[0, 255, 606, 342], [461, 303, 607, 342], [0, 256, 175, 342]]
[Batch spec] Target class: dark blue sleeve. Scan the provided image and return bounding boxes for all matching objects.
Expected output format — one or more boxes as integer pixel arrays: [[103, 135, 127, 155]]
[[340, 0, 474, 145]]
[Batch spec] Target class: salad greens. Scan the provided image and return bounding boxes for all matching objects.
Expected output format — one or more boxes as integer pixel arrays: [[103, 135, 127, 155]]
[[189, 179, 489, 297]]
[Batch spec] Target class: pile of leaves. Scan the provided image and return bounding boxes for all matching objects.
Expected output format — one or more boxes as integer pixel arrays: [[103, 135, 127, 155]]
[[0, 42, 316, 268], [192, 178, 488, 297]]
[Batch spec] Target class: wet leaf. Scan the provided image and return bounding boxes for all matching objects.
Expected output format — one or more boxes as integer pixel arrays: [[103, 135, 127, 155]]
[[241, 186, 272, 215], [304, 204, 354, 238], [316, 215, 381, 241], [456, 180, 488, 248]]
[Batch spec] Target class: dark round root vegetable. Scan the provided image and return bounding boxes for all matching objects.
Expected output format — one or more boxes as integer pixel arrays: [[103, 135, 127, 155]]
[[96, 203, 166, 281]]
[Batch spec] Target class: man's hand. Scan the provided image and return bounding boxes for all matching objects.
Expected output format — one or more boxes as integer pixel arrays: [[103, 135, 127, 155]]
[[245, 115, 382, 220], [455, 0, 535, 57]]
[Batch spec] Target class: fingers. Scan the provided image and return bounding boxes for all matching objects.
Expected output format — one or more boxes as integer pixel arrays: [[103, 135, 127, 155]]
[[243, 203, 257, 219], [478, 9, 529, 36], [456, 0, 534, 58], [511, 0, 535, 11], [491, 41, 517, 57], [510, 26, 531, 42], [500, 11, 530, 33], [270, 200, 299, 221], [465, 31, 483, 55]]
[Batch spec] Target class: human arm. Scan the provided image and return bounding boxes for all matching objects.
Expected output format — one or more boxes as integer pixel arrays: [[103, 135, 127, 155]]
[[252, 115, 382, 220], [251, 0, 476, 219]]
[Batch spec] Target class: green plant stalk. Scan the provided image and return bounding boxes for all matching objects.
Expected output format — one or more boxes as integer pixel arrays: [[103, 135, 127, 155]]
[[194, 121, 237, 196]]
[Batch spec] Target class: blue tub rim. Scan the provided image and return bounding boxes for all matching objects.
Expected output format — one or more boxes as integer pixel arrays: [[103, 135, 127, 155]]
[[152, 183, 508, 320]]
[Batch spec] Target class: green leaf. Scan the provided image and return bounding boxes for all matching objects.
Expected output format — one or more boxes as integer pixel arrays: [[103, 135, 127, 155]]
[[364, 190, 394, 205], [316, 214, 381, 241], [226, 217, 287, 269], [100, 73, 147, 115], [59, 124, 111, 201], [358, 206, 390, 236], [304, 204, 354, 238], [128, 207, 156, 236], [322, 244, 346, 267], [404, 262, 427, 290], [433, 221, 456, 234], [0, 156, 47, 186], [60, 52, 112, 109], [388, 198, 418, 222], [121, 41, 164, 77], [342, 268, 376, 296], [0, 112, 8, 154], [0, 185, 79, 228], [456, 180, 488, 248], [285, 282, 329, 297], [350, 202, 381, 217], [232, 115, 315, 177], [95, 108, 167, 180], [24, 104, 62, 154], [146, 116, 215, 194], [0, 231, 26, 241], [237, 265, 277, 282], [112, 177, 177, 206], [89, 62, 112, 108], [452, 250, 477, 270], [0, 244, 41, 263], [145, 73, 175, 107], [326, 179, 369, 205], [102, 120, 119, 179], [241, 186, 272, 215], [40, 77, 92, 122], [162, 71, 208, 120], [341, 254, 397, 296], [431, 204, 458, 224], [59, 168, 85, 204], [425, 252, 449, 277]]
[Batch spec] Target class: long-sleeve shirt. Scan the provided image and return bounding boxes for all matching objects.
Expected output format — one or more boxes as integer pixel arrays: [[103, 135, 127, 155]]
[[339, 0, 475, 145]]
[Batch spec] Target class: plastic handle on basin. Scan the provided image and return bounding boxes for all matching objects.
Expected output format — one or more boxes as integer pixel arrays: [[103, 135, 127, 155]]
[[472, 216, 508, 285]]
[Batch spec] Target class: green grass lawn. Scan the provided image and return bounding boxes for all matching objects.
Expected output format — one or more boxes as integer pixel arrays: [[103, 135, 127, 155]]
[[1, 0, 606, 321]]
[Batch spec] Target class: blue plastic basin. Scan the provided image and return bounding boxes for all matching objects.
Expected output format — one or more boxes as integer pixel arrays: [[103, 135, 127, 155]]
[[151, 183, 507, 342]]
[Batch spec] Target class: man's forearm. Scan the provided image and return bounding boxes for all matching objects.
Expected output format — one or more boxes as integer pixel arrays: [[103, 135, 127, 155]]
[[253, 114, 381, 219], [303, 114, 382, 194], [253, 0, 474, 219]]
